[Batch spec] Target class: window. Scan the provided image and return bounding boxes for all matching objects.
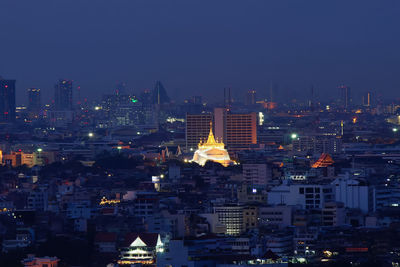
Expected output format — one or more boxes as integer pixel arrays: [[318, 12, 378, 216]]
[[299, 188, 304, 194]]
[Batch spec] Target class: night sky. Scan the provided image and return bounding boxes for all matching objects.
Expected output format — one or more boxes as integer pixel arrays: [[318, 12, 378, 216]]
[[1, 0, 400, 104]]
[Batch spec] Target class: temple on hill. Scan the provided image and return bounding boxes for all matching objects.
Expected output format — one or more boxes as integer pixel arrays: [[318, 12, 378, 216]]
[[311, 153, 334, 168], [191, 122, 233, 167]]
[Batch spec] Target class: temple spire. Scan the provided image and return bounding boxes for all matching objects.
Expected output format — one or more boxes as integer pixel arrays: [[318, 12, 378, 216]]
[[206, 121, 216, 144]]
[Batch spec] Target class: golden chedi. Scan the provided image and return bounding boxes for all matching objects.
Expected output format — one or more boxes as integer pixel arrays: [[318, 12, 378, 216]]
[[191, 122, 232, 167]]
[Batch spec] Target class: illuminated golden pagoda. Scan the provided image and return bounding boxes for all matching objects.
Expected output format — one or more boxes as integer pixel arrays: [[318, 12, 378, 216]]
[[191, 122, 232, 167]]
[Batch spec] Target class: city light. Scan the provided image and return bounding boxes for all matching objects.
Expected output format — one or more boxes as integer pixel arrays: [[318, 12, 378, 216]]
[[258, 112, 264, 126], [1, 6, 397, 267]]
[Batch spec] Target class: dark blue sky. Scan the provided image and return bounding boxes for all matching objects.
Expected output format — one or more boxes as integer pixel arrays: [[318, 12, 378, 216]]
[[1, 0, 400, 104]]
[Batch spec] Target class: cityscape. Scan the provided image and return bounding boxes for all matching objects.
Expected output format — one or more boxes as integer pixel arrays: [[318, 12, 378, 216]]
[[1, 1, 400, 267]]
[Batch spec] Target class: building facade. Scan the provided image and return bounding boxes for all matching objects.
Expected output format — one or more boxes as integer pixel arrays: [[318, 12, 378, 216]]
[[0, 78, 16, 122]]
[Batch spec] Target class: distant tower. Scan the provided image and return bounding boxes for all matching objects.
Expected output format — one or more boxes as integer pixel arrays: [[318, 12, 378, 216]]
[[309, 85, 315, 111], [363, 91, 371, 107], [338, 85, 352, 109], [54, 79, 73, 110], [224, 88, 232, 109], [27, 88, 41, 117], [152, 81, 170, 104], [192, 96, 202, 105], [245, 90, 257, 105], [116, 82, 127, 95], [0, 77, 16, 122]]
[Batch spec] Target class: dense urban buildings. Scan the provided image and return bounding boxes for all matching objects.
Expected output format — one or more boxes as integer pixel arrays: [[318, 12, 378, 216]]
[[1, 2, 400, 266], [0, 75, 399, 267]]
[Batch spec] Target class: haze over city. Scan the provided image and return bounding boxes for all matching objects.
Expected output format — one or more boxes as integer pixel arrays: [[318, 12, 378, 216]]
[[1, 0, 400, 104]]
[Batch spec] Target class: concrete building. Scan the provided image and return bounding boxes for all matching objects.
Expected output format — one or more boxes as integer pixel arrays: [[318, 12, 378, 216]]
[[54, 79, 73, 111], [242, 163, 271, 187], [321, 202, 346, 226], [331, 175, 372, 213], [267, 183, 334, 210], [0, 78, 16, 122], [214, 108, 257, 151], [214, 204, 244, 236], [258, 205, 293, 228], [27, 88, 41, 119], [292, 135, 342, 154]]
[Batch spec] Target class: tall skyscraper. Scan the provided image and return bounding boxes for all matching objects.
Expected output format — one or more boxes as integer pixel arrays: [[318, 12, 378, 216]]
[[362, 91, 372, 107], [0, 78, 16, 122], [151, 81, 170, 105], [245, 90, 257, 105], [27, 88, 41, 114], [338, 85, 352, 109], [54, 79, 73, 110], [223, 88, 232, 109]]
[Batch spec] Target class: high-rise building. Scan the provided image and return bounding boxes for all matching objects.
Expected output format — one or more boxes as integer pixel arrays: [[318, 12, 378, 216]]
[[185, 113, 213, 150], [115, 82, 127, 95], [0, 78, 16, 122], [101, 93, 146, 127], [223, 88, 232, 109], [192, 96, 202, 105], [245, 90, 257, 105], [27, 88, 41, 117], [214, 108, 257, 151], [338, 85, 352, 109], [186, 108, 257, 152], [54, 79, 73, 110], [152, 81, 170, 105], [362, 91, 372, 107]]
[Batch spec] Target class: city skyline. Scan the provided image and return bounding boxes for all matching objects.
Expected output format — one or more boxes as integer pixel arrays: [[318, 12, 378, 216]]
[[1, 0, 400, 104], [1, 2, 400, 266]]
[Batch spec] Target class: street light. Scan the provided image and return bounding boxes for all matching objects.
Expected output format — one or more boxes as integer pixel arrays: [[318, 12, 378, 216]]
[[37, 148, 42, 152], [393, 128, 398, 133], [88, 132, 94, 138], [291, 133, 298, 139]]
